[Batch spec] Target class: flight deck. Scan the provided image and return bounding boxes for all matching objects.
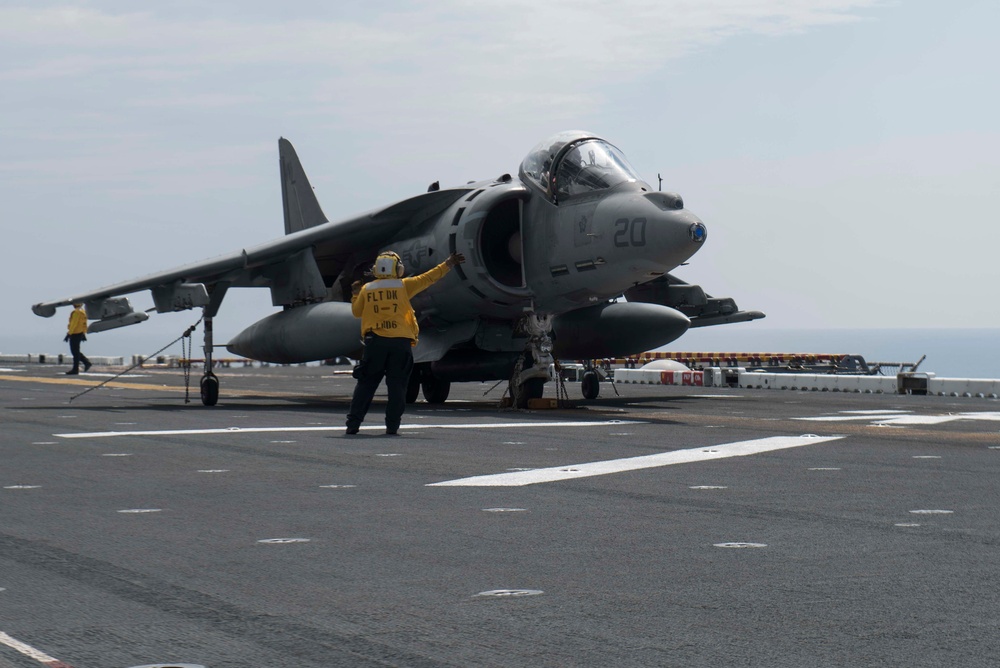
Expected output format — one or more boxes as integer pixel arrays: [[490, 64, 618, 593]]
[[2, 364, 998, 667]]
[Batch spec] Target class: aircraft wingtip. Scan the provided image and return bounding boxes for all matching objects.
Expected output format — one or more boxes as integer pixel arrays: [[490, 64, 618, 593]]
[[32, 303, 57, 318]]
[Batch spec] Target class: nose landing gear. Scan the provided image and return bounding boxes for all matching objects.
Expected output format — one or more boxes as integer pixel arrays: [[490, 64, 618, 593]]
[[508, 312, 556, 408]]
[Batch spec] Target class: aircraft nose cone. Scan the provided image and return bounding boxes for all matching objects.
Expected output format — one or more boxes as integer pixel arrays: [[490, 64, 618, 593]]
[[689, 221, 707, 244], [650, 208, 708, 269], [638, 192, 707, 261], [595, 190, 708, 273]]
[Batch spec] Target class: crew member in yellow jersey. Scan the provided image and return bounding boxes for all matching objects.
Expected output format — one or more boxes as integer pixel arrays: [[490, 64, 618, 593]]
[[65, 303, 91, 375], [346, 250, 466, 435]]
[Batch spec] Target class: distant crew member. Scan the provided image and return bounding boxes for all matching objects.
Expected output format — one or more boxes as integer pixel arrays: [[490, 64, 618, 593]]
[[346, 250, 465, 435], [65, 303, 91, 375]]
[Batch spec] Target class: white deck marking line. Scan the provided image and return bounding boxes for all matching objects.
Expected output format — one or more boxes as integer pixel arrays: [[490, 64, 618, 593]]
[[796, 415, 959, 424], [794, 415, 909, 422], [428, 435, 844, 487], [796, 411, 1000, 425], [54, 420, 643, 439], [0, 630, 74, 667], [686, 394, 744, 399]]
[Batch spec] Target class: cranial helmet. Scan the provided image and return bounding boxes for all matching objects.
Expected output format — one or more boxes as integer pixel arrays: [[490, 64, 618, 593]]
[[373, 251, 404, 278]]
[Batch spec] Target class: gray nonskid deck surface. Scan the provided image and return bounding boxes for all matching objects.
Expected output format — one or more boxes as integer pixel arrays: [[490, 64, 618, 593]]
[[2, 364, 998, 667]]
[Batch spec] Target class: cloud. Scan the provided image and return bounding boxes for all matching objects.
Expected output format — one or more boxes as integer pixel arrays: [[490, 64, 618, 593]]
[[0, 0, 887, 199], [1, 2, 882, 96], [126, 93, 264, 109]]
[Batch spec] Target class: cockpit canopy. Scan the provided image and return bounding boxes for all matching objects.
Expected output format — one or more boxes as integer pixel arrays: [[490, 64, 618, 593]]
[[519, 131, 643, 202]]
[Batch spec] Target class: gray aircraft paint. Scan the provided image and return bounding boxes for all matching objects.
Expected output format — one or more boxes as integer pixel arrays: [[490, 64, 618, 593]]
[[31, 132, 763, 403]]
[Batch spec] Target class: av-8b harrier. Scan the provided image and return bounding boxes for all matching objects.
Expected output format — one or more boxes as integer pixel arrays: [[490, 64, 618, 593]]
[[33, 131, 763, 406]]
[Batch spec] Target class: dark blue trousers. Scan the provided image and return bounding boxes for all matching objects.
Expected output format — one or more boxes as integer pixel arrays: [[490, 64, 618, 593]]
[[68, 333, 90, 372], [346, 334, 414, 431]]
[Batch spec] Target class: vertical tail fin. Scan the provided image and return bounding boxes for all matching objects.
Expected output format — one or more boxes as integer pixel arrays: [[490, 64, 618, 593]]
[[279, 137, 328, 235]]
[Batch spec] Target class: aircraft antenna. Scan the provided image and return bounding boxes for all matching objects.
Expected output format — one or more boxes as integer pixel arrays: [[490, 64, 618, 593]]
[[658, 173, 663, 191]]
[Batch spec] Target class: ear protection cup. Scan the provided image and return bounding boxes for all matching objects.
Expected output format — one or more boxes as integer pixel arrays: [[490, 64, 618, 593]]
[[373, 251, 404, 278]]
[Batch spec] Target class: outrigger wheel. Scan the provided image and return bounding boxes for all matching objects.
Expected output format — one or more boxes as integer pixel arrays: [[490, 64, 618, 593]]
[[200, 371, 220, 407]]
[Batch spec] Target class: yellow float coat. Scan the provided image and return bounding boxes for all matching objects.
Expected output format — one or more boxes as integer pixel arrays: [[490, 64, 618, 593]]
[[67, 308, 88, 335], [351, 261, 451, 344]]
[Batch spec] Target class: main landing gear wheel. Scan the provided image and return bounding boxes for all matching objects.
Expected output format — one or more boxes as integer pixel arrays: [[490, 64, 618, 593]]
[[422, 376, 451, 404], [200, 372, 219, 407], [581, 370, 600, 400]]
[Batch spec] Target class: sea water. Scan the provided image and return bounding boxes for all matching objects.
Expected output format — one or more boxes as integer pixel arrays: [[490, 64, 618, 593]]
[[4, 327, 999, 380], [670, 327, 1000, 380]]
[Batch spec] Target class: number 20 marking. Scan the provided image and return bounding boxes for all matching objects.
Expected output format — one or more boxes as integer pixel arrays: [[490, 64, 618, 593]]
[[614, 218, 646, 247]]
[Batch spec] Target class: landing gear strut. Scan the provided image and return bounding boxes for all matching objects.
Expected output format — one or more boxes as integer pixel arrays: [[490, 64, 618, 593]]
[[200, 315, 219, 406], [509, 311, 556, 408]]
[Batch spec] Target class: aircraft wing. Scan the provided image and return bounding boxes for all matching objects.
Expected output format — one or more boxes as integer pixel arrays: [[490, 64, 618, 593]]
[[32, 187, 473, 329], [624, 274, 765, 328]]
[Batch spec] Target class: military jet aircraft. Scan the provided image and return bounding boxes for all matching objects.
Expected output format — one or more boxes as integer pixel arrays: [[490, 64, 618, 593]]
[[32, 131, 763, 406]]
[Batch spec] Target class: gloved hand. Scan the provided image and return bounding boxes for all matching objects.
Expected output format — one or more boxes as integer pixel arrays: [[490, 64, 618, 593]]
[[64, 334, 69, 342]]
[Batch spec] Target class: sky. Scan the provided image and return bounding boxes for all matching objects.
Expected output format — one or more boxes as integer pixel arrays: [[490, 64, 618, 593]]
[[3, 0, 999, 360]]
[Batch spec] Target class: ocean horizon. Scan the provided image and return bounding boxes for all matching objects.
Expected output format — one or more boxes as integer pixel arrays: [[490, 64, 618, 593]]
[[3, 327, 999, 381]]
